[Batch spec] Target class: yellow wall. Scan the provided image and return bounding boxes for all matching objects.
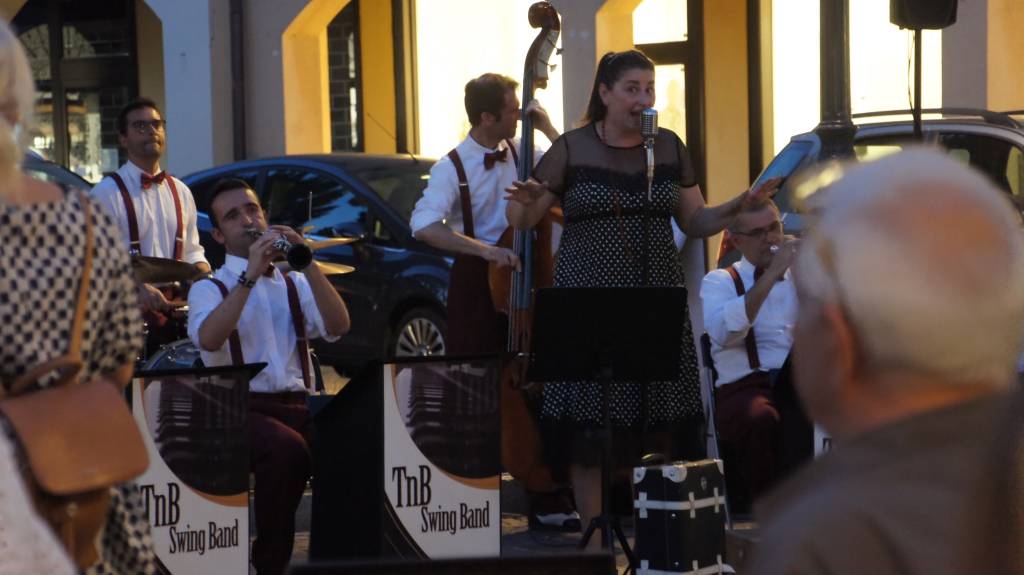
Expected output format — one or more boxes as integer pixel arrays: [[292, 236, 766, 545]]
[[703, 0, 749, 202], [359, 0, 396, 154], [282, 0, 349, 154], [0, 0, 26, 21], [987, 0, 1024, 110], [596, 0, 642, 58], [136, 1, 165, 113], [703, 0, 750, 257]]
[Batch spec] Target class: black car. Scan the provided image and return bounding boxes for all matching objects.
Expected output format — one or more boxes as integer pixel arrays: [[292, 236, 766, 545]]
[[24, 149, 93, 190], [183, 154, 450, 371]]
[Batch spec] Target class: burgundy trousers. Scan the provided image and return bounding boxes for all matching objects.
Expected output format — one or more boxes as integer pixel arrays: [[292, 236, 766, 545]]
[[249, 392, 312, 575], [713, 372, 780, 502], [446, 254, 506, 355]]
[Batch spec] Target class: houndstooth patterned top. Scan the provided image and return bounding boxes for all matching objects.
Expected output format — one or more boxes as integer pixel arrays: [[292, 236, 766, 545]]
[[0, 192, 142, 387], [0, 191, 158, 574]]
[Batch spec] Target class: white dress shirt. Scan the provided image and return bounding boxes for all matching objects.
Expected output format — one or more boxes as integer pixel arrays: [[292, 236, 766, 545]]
[[701, 257, 797, 386], [91, 161, 207, 265], [410, 136, 542, 246], [187, 255, 340, 394]]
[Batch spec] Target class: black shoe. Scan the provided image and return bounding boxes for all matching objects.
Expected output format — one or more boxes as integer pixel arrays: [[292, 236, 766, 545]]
[[528, 510, 582, 532]]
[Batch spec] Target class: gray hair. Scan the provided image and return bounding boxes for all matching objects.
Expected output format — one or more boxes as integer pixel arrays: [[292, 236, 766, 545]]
[[796, 148, 1024, 386], [0, 19, 35, 187]]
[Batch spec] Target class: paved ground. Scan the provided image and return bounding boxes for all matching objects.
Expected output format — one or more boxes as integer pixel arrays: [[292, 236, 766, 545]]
[[283, 369, 759, 573]]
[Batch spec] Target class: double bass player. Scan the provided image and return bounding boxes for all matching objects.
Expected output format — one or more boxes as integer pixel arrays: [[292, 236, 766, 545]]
[[409, 71, 579, 531]]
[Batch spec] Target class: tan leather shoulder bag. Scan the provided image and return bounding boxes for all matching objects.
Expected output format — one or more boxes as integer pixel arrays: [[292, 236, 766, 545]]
[[0, 192, 149, 569]]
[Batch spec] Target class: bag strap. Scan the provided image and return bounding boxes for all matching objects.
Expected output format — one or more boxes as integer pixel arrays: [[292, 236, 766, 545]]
[[4, 192, 93, 397], [284, 274, 311, 390], [447, 149, 475, 239], [725, 265, 762, 370], [206, 277, 245, 366]]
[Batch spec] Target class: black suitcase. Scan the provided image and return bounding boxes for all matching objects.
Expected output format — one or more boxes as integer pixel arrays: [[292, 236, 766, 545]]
[[632, 459, 734, 574]]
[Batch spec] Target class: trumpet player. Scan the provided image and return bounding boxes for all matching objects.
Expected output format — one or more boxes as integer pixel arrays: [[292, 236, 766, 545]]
[[187, 178, 349, 575], [700, 200, 799, 509]]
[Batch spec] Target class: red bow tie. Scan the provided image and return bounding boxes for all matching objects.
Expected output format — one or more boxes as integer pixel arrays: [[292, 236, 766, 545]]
[[140, 171, 167, 190], [483, 148, 508, 170]]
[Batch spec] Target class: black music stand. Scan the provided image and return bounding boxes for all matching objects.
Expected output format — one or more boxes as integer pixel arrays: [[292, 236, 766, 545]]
[[527, 287, 687, 568]]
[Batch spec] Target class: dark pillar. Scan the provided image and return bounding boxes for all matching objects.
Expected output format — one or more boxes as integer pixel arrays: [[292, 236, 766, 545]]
[[813, 0, 856, 159]]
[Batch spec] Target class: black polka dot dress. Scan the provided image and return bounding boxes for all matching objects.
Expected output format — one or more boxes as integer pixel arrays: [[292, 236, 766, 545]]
[[0, 192, 158, 574], [533, 125, 704, 446]]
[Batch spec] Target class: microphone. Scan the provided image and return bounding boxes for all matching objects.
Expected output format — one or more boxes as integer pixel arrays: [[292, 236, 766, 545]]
[[641, 108, 659, 141], [641, 108, 658, 200]]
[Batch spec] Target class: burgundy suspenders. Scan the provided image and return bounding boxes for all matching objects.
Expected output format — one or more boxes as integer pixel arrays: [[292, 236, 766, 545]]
[[206, 278, 245, 366], [109, 171, 184, 260], [284, 274, 312, 390], [446, 139, 519, 240], [447, 150, 475, 239], [725, 266, 762, 370], [205, 274, 312, 390]]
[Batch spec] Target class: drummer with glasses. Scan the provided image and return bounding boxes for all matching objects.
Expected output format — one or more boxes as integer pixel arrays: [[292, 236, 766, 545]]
[[91, 98, 209, 353]]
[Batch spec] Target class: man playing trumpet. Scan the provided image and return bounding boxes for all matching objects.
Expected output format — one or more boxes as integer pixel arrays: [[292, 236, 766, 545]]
[[187, 178, 350, 575]]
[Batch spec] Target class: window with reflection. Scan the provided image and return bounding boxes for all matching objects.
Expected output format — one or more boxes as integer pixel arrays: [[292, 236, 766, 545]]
[[264, 168, 370, 239]]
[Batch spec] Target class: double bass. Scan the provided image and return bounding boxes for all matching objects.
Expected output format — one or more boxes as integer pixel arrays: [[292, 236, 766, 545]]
[[489, 2, 563, 497]]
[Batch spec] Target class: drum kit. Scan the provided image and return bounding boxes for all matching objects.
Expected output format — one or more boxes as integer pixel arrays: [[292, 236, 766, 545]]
[[136, 235, 357, 376]]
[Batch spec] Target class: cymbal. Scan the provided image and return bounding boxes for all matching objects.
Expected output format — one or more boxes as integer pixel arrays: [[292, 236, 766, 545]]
[[306, 237, 360, 250], [314, 261, 356, 275], [131, 256, 203, 284], [272, 260, 355, 275]]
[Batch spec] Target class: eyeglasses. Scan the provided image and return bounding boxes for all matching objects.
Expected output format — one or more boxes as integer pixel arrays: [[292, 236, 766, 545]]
[[130, 119, 166, 133], [732, 220, 782, 240]]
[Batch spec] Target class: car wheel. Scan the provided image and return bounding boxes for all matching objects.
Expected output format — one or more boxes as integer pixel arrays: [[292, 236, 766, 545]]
[[390, 307, 447, 359]]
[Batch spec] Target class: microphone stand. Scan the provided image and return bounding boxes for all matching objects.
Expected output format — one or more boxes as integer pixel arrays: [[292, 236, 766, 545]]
[[643, 137, 654, 288]]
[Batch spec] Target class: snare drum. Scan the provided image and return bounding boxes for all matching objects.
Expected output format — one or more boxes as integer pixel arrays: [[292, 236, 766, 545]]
[[143, 338, 203, 371]]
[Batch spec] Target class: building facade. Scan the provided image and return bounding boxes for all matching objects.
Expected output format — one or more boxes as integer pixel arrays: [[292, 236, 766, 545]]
[[1, 0, 1022, 217]]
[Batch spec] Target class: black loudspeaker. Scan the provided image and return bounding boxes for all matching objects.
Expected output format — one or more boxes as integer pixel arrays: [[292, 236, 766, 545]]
[[289, 553, 616, 575], [890, 0, 958, 30]]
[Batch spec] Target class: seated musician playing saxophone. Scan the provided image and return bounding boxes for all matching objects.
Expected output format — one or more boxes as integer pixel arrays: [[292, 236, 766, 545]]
[[187, 178, 350, 575], [409, 72, 579, 531]]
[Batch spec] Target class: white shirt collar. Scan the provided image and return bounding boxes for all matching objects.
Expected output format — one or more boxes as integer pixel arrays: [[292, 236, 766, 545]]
[[122, 159, 163, 181], [736, 255, 791, 281], [463, 134, 508, 155]]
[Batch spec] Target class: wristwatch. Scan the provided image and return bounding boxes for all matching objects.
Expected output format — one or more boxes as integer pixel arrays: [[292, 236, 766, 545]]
[[237, 271, 256, 289]]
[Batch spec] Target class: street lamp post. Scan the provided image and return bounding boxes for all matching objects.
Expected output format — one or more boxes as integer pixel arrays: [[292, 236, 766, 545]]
[[814, 0, 856, 159]]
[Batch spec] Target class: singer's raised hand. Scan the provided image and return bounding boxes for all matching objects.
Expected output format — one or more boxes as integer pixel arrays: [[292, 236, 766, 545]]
[[505, 178, 550, 206], [741, 176, 783, 209]]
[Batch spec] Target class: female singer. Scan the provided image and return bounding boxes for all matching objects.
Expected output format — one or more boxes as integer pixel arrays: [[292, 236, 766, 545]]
[[506, 50, 779, 536]]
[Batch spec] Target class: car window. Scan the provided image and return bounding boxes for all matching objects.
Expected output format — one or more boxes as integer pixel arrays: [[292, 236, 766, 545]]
[[1006, 146, 1024, 198], [938, 133, 1016, 194], [853, 143, 904, 162], [264, 167, 370, 239], [347, 161, 431, 227], [189, 169, 261, 215]]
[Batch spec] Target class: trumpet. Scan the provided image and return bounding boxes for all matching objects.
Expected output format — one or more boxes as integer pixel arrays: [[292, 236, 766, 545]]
[[245, 228, 314, 270]]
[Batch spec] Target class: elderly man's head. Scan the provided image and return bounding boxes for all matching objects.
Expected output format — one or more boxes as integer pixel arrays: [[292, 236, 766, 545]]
[[793, 149, 1024, 436]]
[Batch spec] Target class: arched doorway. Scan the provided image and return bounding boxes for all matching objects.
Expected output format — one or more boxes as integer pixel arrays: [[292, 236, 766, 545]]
[[13, 0, 144, 182]]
